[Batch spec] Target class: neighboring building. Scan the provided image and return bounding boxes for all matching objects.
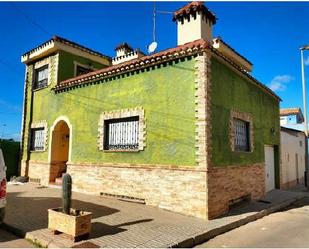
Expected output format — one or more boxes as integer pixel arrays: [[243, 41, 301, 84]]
[[280, 108, 304, 126], [20, 2, 280, 220], [280, 127, 306, 188]]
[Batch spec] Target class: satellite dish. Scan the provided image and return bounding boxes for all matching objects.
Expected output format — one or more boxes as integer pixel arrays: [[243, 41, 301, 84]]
[[148, 41, 158, 54]]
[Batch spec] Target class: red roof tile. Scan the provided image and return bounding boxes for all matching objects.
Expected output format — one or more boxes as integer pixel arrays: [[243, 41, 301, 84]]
[[53, 39, 280, 102], [55, 39, 209, 90], [22, 35, 111, 61], [173, 1, 216, 24], [280, 108, 303, 116]]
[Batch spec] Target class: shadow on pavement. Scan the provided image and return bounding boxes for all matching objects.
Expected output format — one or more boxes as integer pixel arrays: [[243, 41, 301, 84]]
[[5, 191, 120, 234]]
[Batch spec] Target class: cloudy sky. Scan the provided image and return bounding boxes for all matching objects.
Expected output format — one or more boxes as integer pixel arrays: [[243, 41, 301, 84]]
[[0, 1, 309, 140]]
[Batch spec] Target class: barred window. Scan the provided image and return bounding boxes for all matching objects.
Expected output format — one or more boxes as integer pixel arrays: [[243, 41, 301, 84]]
[[234, 118, 250, 152], [34, 65, 48, 89], [104, 116, 139, 151], [31, 128, 45, 151]]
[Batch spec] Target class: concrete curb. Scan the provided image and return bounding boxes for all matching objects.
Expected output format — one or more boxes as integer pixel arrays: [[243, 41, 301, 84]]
[[2, 222, 26, 238], [172, 194, 306, 248]]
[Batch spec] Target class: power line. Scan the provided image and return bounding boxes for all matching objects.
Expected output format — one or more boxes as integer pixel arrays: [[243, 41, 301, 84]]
[[9, 2, 51, 37]]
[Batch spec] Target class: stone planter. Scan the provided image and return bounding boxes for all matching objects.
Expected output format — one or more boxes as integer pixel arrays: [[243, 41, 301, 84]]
[[48, 208, 92, 241]]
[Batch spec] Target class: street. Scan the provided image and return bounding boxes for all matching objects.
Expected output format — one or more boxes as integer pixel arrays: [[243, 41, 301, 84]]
[[0, 228, 34, 248], [197, 196, 309, 248]]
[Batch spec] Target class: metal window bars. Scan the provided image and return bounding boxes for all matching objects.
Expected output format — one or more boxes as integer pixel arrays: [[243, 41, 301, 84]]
[[31, 128, 45, 151], [234, 118, 250, 152], [105, 116, 139, 150]]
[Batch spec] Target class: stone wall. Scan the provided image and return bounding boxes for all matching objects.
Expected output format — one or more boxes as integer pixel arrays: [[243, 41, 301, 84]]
[[207, 163, 265, 219], [26, 161, 50, 185], [66, 162, 208, 219]]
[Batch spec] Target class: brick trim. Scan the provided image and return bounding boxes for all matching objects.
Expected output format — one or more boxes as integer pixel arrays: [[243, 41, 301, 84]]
[[230, 110, 254, 152], [98, 107, 146, 151], [195, 52, 212, 168], [30, 120, 48, 152]]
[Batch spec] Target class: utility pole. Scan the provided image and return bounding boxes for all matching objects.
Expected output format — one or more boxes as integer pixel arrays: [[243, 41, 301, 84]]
[[301, 46, 309, 189]]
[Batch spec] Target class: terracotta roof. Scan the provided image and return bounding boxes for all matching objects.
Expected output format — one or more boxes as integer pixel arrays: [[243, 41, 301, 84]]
[[281, 126, 305, 134], [52, 38, 280, 101], [115, 42, 133, 51], [54, 39, 209, 92], [22, 35, 111, 60], [173, 1, 216, 24], [213, 37, 253, 66], [280, 108, 303, 116]]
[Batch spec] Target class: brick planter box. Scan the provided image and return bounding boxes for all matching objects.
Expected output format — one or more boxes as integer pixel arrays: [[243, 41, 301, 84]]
[[48, 208, 92, 241]]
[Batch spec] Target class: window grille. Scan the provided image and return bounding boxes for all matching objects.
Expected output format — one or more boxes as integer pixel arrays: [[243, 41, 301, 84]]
[[31, 128, 45, 151], [234, 118, 250, 152], [104, 116, 139, 150], [34, 66, 48, 89]]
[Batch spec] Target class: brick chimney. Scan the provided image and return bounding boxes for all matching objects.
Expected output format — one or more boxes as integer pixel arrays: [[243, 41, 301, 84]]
[[173, 1, 216, 45]]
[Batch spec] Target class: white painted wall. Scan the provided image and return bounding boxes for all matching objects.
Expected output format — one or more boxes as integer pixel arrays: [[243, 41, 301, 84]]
[[280, 129, 306, 187], [177, 14, 212, 45]]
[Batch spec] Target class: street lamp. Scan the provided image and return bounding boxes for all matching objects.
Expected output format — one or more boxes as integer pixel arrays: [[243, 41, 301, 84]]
[[300, 46, 309, 189]]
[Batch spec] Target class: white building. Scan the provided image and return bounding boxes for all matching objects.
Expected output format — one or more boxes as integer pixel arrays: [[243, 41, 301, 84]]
[[280, 127, 306, 189]]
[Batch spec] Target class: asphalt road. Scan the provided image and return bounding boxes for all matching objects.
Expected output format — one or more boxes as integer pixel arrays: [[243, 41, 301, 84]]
[[197, 197, 309, 248], [0, 227, 34, 248]]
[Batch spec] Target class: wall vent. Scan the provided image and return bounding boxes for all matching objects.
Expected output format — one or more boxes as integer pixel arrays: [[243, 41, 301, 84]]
[[100, 192, 145, 204]]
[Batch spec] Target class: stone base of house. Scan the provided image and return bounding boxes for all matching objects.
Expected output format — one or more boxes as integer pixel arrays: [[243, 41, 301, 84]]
[[21, 160, 208, 219], [280, 177, 305, 190], [21, 161, 267, 220], [207, 163, 265, 219]]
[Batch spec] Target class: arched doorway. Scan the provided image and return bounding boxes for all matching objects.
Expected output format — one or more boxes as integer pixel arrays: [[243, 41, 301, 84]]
[[49, 120, 70, 184]]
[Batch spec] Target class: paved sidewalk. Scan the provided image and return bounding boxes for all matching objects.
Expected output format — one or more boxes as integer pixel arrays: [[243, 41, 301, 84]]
[[0, 228, 34, 248], [4, 183, 305, 248]]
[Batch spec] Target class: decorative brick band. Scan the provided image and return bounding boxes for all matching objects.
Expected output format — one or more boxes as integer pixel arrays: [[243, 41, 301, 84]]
[[98, 107, 146, 151], [30, 120, 48, 151], [229, 109, 254, 152], [195, 52, 212, 168]]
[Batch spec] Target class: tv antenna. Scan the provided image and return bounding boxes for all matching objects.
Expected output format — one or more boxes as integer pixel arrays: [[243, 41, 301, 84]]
[[147, 2, 173, 54]]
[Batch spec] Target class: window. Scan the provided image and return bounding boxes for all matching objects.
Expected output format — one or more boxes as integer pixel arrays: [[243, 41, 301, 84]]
[[104, 116, 139, 151], [233, 118, 250, 152], [75, 65, 92, 76], [300, 141, 303, 147], [34, 65, 48, 89], [30, 128, 45, 151]]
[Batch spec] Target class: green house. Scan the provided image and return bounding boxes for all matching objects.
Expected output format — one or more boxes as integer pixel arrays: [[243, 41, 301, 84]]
[[20, 2, 280, 219]]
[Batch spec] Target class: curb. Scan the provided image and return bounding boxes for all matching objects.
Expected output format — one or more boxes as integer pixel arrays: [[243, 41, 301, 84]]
[[1, 222, 26, 238], [3, 194, 305, 248], [173, 194, 306, 248]]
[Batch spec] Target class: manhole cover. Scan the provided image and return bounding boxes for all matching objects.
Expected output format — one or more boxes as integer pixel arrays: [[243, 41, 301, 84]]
[[72, 242, 100, 248]]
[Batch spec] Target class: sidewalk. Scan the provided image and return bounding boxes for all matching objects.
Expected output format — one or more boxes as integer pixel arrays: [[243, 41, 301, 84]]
[[4, 183, 305, 248]]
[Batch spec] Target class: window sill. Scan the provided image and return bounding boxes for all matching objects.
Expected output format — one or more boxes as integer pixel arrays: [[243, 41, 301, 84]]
[[33, 85, 49, 92], [103, 150, 140, 153], [233, 150, 253, 154], [30, 150, 45, 153]]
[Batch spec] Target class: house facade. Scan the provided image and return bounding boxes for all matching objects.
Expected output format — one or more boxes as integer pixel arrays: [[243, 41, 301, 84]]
[[280, 127, 306, 189], [20, 2, 280, 219]]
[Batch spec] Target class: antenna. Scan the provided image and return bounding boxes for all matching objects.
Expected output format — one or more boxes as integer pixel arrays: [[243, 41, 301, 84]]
[[147, 2, 173, 54], [147, 2, 158, 54]]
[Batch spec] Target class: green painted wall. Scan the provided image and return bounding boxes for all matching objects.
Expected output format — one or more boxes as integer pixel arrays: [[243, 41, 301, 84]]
[[23, 54, 197, 166], [210, 57, 280, 167], [57, 51, 108, 82]]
